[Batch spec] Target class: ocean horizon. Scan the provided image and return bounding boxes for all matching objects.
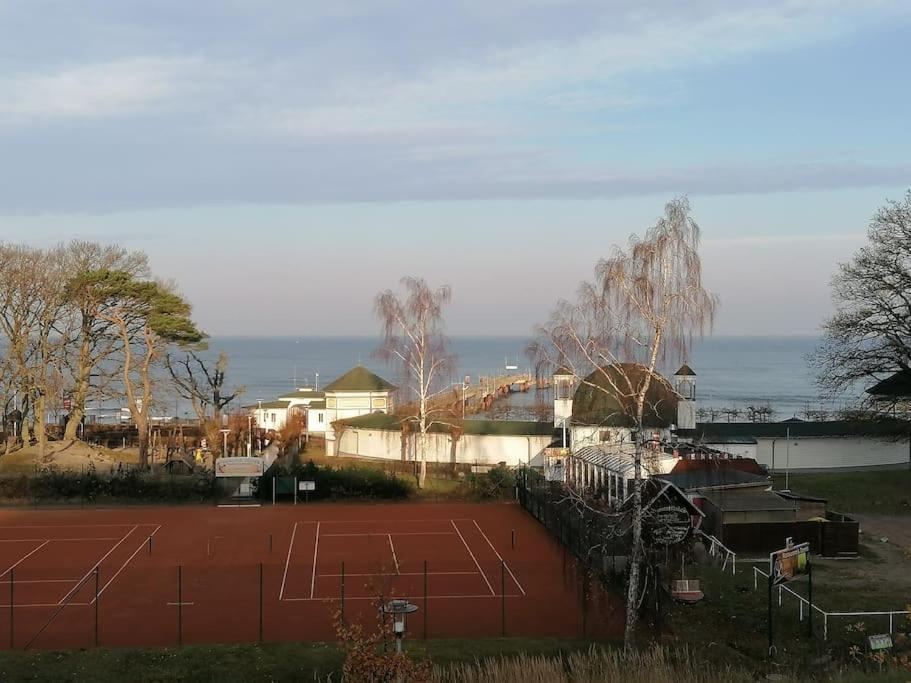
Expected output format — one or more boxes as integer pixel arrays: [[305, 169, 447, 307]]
[[200, 334, 850, 420]]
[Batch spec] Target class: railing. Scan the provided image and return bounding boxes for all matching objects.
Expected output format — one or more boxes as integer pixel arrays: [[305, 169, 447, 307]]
[[752, 566, 907, 640], [695, 529, 736, 575]]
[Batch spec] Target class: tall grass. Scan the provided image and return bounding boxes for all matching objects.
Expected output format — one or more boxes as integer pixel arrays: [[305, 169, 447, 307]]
[[433, 646, 754, 683]]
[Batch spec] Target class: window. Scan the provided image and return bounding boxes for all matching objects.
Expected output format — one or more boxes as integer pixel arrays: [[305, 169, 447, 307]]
[[556, 379, 572, 399], [270, 412, 276, 423], [318, 413, 324, 422]]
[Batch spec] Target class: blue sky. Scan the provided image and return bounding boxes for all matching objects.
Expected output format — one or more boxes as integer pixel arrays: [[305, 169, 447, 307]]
[[1, 1, 909, 336]]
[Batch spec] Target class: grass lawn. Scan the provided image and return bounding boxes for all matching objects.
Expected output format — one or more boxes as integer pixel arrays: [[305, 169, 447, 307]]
[[0, 637, 597, 683], [772, 470, 911, 515]]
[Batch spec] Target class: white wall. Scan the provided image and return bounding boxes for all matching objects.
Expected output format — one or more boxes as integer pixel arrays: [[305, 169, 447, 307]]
[[336, 427, 553, 467], [755, 437, 910, 471], [307, 409, 326, 434], [704, 442, 758, 460]]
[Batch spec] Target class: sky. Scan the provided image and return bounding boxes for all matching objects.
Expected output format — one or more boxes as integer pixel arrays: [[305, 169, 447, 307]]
[[1, 1, 909, 337]]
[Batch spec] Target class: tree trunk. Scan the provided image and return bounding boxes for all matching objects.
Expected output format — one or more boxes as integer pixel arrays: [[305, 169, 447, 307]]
[[64, 337, 92, 440], [35, 393, 47, 458]]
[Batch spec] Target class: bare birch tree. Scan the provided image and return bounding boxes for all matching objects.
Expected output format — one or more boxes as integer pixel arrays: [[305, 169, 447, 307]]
[[529, 197, 716, 647], [375, 277, 454, 488]]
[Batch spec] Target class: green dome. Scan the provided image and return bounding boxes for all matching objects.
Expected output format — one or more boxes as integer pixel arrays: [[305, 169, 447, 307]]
[[571, 363, 678, 427]]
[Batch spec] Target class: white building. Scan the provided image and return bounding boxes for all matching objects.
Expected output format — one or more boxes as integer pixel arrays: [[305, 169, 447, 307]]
[[323, 367, 396, 456]]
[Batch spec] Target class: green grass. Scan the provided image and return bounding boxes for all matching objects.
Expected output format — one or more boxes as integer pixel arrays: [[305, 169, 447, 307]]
[[773, 470, 911, 515], [0, 638, 597, 683]]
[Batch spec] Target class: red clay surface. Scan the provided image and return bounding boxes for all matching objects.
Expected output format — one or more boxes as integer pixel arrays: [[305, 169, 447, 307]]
[[0, 502, 623, 650]]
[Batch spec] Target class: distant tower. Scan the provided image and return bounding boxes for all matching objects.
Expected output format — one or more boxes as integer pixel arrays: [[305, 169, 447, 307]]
[[553, 368, 575, 431], [674, 364, 697, 431]]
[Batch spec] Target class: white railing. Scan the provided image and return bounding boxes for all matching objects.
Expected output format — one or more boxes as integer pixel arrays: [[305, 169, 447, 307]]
[[752, 566, 907, 640], [695, 529, 736, 575]]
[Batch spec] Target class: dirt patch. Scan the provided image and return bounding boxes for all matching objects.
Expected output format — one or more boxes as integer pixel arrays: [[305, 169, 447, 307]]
[[854, 513, 911, 555], [0, 440, 139, 474]]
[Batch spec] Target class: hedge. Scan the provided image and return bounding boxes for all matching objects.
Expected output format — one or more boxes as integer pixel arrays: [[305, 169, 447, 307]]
[[259, 459, 413, 501]]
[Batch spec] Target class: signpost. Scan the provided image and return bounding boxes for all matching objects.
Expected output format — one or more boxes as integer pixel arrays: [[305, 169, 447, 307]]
[[768, 538, 811, 655], [214, 457, 265, 478], [298, 480, 315, 503]]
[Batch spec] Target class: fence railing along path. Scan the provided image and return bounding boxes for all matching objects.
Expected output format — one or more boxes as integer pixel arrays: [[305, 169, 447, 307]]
[[752, 565, 907, 640]]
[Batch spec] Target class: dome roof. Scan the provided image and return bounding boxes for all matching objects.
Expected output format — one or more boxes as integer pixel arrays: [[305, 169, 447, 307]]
[[571, 363, 679, 428]]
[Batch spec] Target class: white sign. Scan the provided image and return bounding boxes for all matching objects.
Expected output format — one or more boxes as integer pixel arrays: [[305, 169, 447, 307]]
[[298, 480, 316, 491], [215, 457, 265, 478]]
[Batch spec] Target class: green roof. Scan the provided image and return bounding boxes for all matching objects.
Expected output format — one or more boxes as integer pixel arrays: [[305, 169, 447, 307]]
[[244, 400, 291, 410], [572, 363, 678, 427], [308, 400, 326, 409], [324, 367, 396, 393], [278, 389, 325, 400], [336, 413, 557, 437], [694, 419, 910, 439]]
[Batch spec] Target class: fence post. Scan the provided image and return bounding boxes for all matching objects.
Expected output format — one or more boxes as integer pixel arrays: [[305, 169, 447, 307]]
[[807, 559, 813, 638], [423, 560, 428, 639], [8, 568, 13, 650], [500, 560, 506, 637], [94, 567, 99, 647], [258, 563, 263, 643], [177, 565, 183, 647]]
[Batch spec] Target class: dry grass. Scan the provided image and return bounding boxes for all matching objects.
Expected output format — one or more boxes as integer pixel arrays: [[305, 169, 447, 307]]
[[0, 440, 139, 474], [433, 646, 755, 683]]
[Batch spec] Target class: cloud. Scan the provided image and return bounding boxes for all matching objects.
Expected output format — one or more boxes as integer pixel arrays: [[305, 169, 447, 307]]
[[0, 57, 220, 120]]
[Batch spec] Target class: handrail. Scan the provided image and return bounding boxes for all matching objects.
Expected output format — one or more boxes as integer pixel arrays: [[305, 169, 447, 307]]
[[695, 529, 736, 575]]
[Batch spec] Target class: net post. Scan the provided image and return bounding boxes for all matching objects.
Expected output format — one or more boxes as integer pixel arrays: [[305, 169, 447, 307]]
[[258, 562, 264, 643], [269, 533, 273, 553], [177, 565, 183, 647], [94, 567, 99, 647], [148, 535, 152, 557], [272, 477, 276, 506], [423, 560, 428, 639], [340, 561, 345, 626], [500, 560, 506, 637], [511, 529, 515, 550], [294, 477, 298, 505], [8, 568, 13, 650]]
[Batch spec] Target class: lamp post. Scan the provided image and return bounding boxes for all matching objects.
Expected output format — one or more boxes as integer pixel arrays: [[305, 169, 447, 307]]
[[220, 429, 230, 457], [381, 599, 419, 653], [247, 415, 253, 457]]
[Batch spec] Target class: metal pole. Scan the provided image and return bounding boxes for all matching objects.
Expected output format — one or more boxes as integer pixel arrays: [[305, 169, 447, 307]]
[[423, 560, 428, 639], [340, 562, 345, 626], [767, 573, 773, 656], [177, 565, 183, 647], [94, 567, 99, 647], [269, 534, 273, 553], [511, 529, 515, 550], [259, 563, 263, 643], [500, 560, 506, 637], [9, 568, 13, 650], [272, 478, 276, 506], [148, 535, 152, 556], [807, 559, 813, 638]]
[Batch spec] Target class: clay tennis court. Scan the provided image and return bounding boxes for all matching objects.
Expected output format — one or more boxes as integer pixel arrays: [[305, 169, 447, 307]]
[[0, 502, 623, 650]]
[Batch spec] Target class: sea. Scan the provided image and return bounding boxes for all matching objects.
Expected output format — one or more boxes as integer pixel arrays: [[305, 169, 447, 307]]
[[202, 335, 853, 421]]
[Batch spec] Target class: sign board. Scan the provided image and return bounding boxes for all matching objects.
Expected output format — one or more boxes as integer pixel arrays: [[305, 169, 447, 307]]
[[298, 480, 316, 492], [215, 457, 265, 478], [868, 634, 893, 651], [770, 539, 810, 585], [543, 447, 569, 482], [463, 375, 471, 387], [647, 504, 693, 545]]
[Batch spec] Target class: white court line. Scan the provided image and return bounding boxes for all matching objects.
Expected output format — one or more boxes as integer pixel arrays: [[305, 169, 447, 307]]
[[472, 520, 526, 596], [0, 524, 137, 529], [321, 531, 456, 538], [94, 524, 162, 602], [56, 525, 137, 606], [309, 521, 321, 599], [282, 594, 522, 603], [318, 571, 478, 578], [0, 602, 91, 608], [302, 518, 477, 525], [0, 538, 122, 543], [0, 540, 50, 578], [388, 534, 400, 574], [0, 578, 77, 585], [166, 602, 195, 606], [279, 522, 298, 601], [450, 520, 494, 595]]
